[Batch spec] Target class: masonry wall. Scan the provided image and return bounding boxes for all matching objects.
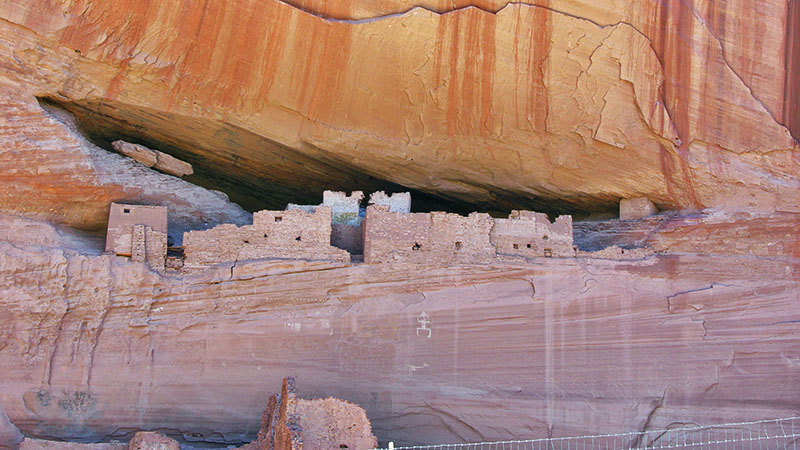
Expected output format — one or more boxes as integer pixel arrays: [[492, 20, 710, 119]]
[[363, 205, 495, 264], [491, 211, 574, 258], [182, 206, 350, 268], [368, 191, 411, 213], [105, 203, 167, 271], [322, 190, 363, 225]]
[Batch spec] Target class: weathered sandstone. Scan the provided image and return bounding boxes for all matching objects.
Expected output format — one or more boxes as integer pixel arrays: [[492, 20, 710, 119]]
[[127, 432, 179, 450], [0, 215, 797, 446], [0, 0, 798, 448], [0, 0, 797, 216], [242, 378, 377, 450], [110, 142, 158, 169], [111, 141, 193, 178], [19, 439, 125, 450], [619, 197, 658, 221], [0, 406, 23, 450]]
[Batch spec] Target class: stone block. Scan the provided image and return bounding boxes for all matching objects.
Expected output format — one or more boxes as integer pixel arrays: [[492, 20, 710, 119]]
[[111, 141, 157, 167], [620, 197, 658, 220]]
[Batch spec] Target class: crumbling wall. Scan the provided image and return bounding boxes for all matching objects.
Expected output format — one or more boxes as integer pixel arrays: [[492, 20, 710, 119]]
[[322, 191, 363, 225], [363, 205, 494, 264], [183, 207, 350, 268], [289, 191, 367, 254], [491, 211, 574, 258], [368, 191, 411, 213], [243, 377, 376, 450], [331, 224, 363, 255], [105, 203, 168, 271]]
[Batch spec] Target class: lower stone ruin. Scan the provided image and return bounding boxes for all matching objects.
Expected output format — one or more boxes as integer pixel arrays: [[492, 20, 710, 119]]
[[105, 190, 578, 272], [3, 378, 377, 450]]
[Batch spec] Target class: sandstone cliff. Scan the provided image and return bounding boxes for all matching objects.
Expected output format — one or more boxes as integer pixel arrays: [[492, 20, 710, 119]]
[[0, 0, 798, 219], [0, 0, 798, 448]]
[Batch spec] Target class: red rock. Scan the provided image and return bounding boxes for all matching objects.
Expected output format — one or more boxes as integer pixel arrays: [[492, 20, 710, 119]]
[[0, 1, 797, 214]]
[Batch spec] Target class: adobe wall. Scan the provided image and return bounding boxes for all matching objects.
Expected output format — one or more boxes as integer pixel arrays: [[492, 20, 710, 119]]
[[363, 205, 494, 264], [322, 190, 363, 225], [368, 191, 411, 213], [182, 207, 350, 268], [289, 191, 366, 253], [491, 211, 574, 258], [331, 224, 363, 254], [105, 203, 168, 271]]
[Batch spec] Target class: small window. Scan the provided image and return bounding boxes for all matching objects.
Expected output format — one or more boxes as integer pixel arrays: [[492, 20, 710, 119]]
[[244, 240, 249, 244], [543, 235, 548, 240], [123, 208, 131, 214], [513, 243, 519, 249], [412, 243, 421, 251], [296, 236, 301, 241], [263, 234, 268, 238], [526, 243, 532, 249], [455, 241, 463, 250], [544, 248, 552, 257], [274, 216, 282, 222]]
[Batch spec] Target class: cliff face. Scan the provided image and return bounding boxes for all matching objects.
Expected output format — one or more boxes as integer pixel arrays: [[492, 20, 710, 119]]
[[0, 0, 799, 447], [0, 0, 798, 219], [0, 217, 798, 446]]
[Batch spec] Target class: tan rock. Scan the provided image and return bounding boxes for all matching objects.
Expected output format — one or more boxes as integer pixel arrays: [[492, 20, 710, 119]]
[[127, 432, 179, 450], [111, 141, 157, 168], [619, 197, 658, 220], [296, 398, 377, 450], [152, 151, 193, 178], [244, 378, 376, 450], [111, 141, 192, 178]]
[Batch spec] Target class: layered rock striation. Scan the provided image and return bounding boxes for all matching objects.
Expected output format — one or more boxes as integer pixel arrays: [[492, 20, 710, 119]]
[[0, 214, 798, 446], [0, 0, 797, 216], [0, 0, 798, 448]]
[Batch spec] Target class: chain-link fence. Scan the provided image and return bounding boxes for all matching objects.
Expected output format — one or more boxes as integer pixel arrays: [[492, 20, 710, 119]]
[[376, 416, 800, 450]]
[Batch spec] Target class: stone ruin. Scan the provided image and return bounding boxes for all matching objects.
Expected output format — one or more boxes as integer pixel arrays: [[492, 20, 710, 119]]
[[363, 205, 574, 264], [288, 190, 411, 255], [182, 206, 350, 269], [105, 191, 575, 270], [240, 377, 377, 450], [6, 377, 377, 450], [104, 203, 168, 271]]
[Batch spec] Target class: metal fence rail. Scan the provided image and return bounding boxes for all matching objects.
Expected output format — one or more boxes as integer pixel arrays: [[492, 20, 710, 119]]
[[376, 416, 800, 450]]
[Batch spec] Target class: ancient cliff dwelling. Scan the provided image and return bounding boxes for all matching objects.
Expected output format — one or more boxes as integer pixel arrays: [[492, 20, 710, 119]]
[[0, 1, 798, 450]]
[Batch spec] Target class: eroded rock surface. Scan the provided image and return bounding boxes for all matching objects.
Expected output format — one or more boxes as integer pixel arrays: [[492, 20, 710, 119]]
[[0, 0, 797, 215], [0, 0, 798, 448], [0, 214, 797, 446]]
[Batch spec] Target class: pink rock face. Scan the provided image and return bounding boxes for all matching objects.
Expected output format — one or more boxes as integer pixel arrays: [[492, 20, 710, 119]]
[[0, 405, 23, 449], [0, 0, 798, 448], [0, 213, 797, 446]]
